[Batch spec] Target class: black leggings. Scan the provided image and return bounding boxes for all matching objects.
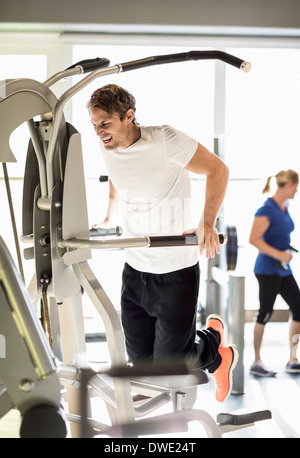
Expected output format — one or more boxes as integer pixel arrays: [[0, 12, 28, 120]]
[[121, 262, 220, 371], [255, 273, 300, 324]]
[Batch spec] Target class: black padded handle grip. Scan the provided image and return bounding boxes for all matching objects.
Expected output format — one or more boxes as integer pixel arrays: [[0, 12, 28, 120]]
[[120, 50, 250, 73], [66, 57, 110, 73], [148, 232, 227, 247]]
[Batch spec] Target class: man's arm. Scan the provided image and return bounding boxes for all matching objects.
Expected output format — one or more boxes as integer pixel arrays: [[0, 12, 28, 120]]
[[184, 143, 229, 258]]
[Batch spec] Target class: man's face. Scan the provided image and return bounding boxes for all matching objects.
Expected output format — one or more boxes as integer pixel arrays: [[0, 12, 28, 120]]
[[90, 107, 132, 150]]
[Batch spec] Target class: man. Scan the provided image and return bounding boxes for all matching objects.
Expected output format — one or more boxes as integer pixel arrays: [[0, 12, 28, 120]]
[[88, 84, 238, 402]]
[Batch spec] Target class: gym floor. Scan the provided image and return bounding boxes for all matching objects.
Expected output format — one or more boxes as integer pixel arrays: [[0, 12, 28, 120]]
[[85, 320, 300, 439], [1, 319, 299, 438]]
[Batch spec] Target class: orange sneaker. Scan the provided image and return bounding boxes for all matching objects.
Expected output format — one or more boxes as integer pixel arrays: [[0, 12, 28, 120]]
[[210, 345, 239, 402], [206, 314, 226, 347]]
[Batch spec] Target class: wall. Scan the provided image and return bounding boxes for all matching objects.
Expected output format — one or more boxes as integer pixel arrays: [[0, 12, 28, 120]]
[[1, 0, 300, 34]]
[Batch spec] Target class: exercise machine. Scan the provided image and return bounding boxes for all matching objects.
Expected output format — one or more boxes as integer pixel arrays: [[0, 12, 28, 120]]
[[0, 235, 66, 438], [0, 50, 271, 438]]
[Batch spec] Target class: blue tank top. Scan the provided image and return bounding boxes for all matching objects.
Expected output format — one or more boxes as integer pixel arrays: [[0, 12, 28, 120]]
[[254, 197, 294, 277]]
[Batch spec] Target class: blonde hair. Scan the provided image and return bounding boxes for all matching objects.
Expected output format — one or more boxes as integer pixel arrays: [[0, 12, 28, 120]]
[[262, 169, 299, 194]]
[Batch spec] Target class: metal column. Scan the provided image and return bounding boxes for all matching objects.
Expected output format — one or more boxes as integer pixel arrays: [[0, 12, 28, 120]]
[[211, 267, 245, 394]]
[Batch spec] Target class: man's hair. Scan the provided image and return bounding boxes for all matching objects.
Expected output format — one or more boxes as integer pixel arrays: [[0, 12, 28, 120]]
[[87, 84, 137, 124]]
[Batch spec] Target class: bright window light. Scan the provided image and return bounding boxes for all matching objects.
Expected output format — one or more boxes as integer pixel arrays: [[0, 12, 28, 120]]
[[225, 47, 300, 300], [0, 54, 47, 178], [71, 44, 215, 178]]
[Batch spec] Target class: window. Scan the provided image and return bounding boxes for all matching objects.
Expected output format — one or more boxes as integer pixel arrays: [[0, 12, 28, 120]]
[[71, 43, 215, 176], [2, 33, 300, 315], [225, 47, 300, 178], [225, 46, 300, 309], [0, 54, 47, 177]]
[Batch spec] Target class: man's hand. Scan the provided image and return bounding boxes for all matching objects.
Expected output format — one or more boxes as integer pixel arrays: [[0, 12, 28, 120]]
[[91, 218, 111, 229], [183, 224, 220, 259]]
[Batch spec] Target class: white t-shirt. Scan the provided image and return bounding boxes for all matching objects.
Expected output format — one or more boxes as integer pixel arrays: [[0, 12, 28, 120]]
[[100, 125, 199, 273]]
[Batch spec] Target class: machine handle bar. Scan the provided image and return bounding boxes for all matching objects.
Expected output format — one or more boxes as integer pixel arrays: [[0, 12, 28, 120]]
[[50, 50, 250, 88], [60, 232, 227, 251], [120, 50, 251, 73], [89, 228, 226, 246], [66, 57, 110, 73], [148, 232, 227, 247]]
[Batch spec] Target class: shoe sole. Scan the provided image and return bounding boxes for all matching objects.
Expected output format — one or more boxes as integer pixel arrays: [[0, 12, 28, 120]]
[[223, 344, 239, 402], [250, 370, 277, 377], [206, 314, 226, 347], [205, 314, 227, 348], [206, 314, 225, 328]]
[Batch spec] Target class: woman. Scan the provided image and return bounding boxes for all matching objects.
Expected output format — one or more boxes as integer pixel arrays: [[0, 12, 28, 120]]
[[249, 169, 300, 376]]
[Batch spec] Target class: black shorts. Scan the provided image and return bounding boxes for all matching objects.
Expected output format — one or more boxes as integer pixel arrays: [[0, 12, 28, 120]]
[[255, 273, 300, 324], [120, 262, 200, 363]]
